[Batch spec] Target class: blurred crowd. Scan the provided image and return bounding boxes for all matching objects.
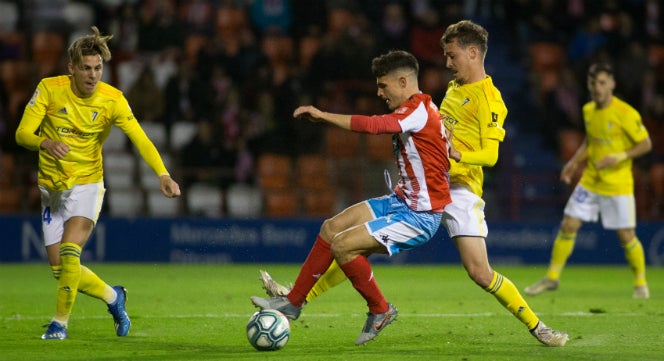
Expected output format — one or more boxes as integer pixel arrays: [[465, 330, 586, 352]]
[[0, 0, 662, 220]]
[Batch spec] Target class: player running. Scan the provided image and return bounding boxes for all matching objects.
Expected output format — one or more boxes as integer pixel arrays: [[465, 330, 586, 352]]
[[15, 26, 181, 340]]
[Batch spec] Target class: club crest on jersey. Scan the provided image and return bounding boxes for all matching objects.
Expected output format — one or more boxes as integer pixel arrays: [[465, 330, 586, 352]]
[[28, 89, 40, 106], [92, 111, 99, 121]]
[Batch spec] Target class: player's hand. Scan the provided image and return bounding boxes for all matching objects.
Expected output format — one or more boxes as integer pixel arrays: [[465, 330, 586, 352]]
[[159, 175, 181, 198], [293, 105, 324, 122], [40, 139, 70, 159], [445, 127, 461, 162], [595, 152, 627, 170], [559, 161, 578, 184]]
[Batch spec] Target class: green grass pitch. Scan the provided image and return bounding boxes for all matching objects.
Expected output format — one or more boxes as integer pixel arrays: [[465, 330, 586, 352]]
[[1, 263, 663, 360]]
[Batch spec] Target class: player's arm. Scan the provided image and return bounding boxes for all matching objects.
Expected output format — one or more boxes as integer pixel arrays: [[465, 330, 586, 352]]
[[16, 85, 72, 159], [456, 96, 506, 166], [123, 122, 181, 197], [293, 105, 402, 134], [114, 99, 180, 197], [561, 139, 588, 184], [456, 138, 499, 166], [595, 136, 652, 170]]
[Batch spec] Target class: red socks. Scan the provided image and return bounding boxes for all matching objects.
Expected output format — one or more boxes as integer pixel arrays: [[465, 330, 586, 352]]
[[287, 236, 333, 306], [339, 255, 388, 314]]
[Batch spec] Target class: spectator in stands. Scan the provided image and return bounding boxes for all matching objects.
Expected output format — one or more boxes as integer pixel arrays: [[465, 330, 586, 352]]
[[126, 66, 165, 124], [180, 118, 237, 191], [137, 0, 185, 53]]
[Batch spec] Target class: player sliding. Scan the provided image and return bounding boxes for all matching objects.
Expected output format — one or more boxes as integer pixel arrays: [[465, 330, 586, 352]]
[[251, 50, 454, 345], [257, 20, 569, 347]]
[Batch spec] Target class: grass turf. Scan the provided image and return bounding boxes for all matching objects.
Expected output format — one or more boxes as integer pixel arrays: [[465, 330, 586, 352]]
[[0, 263, 662, 360]]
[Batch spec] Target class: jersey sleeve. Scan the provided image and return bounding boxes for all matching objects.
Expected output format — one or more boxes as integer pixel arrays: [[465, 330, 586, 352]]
[[350, 114, 403, 134], [15, 83, 49, 151], [113, 96, 169, 176], [458, 91, 506, 166], [623, 107, 649, 144], [478, 96, 506, 142]]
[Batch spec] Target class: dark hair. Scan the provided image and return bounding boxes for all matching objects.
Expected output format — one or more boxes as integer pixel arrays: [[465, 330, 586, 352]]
[[588, 62, 614, 78], [440, 20, 488, 57], [68, 26, 113, 65], [371, 50, 419, 78]]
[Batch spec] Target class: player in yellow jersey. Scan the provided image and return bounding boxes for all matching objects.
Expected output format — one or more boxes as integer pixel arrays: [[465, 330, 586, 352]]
[[256, 20, 568, 347], [15, 27, 181, 340], [525, 63, 652, 299]]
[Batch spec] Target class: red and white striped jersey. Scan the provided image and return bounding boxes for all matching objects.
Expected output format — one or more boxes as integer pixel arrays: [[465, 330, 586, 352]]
[[350, 93, 451, 212]]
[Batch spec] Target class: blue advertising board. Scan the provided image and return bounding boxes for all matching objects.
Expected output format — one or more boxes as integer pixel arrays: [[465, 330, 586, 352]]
[[2, 215, 664, 266]]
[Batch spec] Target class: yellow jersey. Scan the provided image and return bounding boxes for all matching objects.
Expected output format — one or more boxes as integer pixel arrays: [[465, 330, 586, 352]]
[[579, 96, 649, 196], [440, 76, 507, 196], [16, 75, 169, 191]]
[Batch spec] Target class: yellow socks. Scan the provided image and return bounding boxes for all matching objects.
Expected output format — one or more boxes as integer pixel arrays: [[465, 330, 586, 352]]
[[54, 242, 82, 325], [79, 266, 116, 303], [485, 272, 539, 330], [51, 263, 115, 304], [307, 260, 346, 302], [623, 237, 647, 287], [545, 231, 576, 280]]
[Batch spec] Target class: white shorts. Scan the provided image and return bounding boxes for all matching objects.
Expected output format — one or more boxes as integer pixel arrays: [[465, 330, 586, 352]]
[[39, 182, 106, 247], [441, 184, 488, 238], [563, 184, 635, 230]]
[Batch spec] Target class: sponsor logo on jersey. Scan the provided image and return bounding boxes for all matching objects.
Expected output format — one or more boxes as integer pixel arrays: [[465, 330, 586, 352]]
[[441, 113, 458, 126], [55, 126, 95, 138], [488, 112, 499, 127]]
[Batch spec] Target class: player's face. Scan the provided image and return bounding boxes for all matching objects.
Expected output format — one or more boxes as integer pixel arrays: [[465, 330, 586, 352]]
[[376, 72, 406, 110], [587, 71, 615, 108], [443, 39, 472, 84], [69, 54, 103, 98]]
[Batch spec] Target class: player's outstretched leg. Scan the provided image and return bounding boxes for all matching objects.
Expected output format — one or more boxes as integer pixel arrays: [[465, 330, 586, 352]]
[[524, 277, 559, 296], [355, 303, 398, 346], [107, 286, 131, 336], [530, 321, 569, 347], [259, 270, 292, 297], [250, 295, 302, 320]]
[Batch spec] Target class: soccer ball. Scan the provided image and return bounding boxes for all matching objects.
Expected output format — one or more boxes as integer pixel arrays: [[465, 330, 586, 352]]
[[246, 309, 291, 351]]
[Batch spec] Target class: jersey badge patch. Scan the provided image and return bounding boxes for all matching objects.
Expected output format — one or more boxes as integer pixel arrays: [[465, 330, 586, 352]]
[[28, 89, 40, 106]]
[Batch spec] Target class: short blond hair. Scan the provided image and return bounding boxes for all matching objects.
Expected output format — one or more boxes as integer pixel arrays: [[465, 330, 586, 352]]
[[68, 26, 113, 65]]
